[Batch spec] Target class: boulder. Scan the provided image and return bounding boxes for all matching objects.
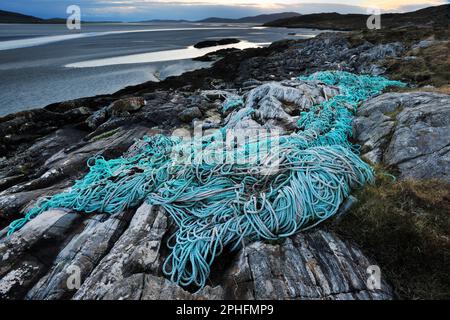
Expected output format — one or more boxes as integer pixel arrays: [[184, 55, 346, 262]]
[[107, 97, 146, 117], [356, 42, 404, 75], [353, 92, 450, 181], [85, 108, 108, 129], [178, 107, 203, 123], [0, 210, 84, 299], [221, 230, 393, 300], [194, 38, 240, 49]]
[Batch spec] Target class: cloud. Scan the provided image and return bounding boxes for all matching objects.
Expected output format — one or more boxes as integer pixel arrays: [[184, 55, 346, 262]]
[[359, 0, 446, 10], [0, 0, 447, 21]]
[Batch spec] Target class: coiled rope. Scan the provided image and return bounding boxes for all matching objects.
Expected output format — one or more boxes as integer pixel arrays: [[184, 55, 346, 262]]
[[8, 71, 405, 289]]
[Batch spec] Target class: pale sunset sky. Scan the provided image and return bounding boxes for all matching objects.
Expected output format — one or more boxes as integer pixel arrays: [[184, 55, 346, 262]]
[[0, 0, 447, 21]]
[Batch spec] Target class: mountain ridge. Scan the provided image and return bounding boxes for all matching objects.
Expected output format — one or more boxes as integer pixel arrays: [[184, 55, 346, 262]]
[[0, 9, 119, 24], [0, 9, 45, 23], [196, 12, 301, 23], [264, 4, 450, 30], [0, 9, 301, 24]]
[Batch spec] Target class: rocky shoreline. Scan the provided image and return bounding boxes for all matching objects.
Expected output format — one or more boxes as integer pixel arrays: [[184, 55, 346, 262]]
[[0, 26, 449, 300]]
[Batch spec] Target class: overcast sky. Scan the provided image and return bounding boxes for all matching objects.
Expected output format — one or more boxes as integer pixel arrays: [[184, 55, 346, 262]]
[[0, 0, 447, 21]]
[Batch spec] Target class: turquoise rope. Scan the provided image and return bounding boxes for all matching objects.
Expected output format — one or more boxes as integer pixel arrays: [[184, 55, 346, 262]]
[[222, 97, 244, 112], [7, 71, 405, 290]]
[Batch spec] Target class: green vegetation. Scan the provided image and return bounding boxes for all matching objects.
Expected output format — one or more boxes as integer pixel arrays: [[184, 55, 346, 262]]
[[330, 168, 450, 299], [89, 128, 121, 142], [384, 40, 450, 87], [346, 26, 450, 89]]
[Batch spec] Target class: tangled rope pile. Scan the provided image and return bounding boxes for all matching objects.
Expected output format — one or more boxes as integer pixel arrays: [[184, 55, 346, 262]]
[[8, 71, 405, 289]]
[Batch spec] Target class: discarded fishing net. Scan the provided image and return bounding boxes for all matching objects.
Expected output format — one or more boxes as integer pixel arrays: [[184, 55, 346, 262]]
[[8, 71, 405, 289]]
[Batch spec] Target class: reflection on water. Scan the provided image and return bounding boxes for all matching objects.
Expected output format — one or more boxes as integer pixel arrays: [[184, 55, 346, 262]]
[[66, 40, 266, 68], [292, 34, 317, 38], [0, 33, 90, 51]]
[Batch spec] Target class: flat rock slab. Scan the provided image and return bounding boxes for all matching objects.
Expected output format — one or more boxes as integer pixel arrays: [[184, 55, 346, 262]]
[[353, 92, 450, 181]]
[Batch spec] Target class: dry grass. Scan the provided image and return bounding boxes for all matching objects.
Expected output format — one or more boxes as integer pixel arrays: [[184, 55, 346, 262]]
[[330, 169, 450, 300], [394, 85, 450, 95], [347, 27, 450, 88], [383, 41, 450, 87], [347, 26, 449, 47]]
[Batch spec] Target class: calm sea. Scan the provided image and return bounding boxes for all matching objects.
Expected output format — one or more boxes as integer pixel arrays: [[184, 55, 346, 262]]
[[0, 23, 322, 115]]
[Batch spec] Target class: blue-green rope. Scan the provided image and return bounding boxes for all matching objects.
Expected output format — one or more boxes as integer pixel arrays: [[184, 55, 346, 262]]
[[7, 71, 405, 290], [222, 97, 244, 112]]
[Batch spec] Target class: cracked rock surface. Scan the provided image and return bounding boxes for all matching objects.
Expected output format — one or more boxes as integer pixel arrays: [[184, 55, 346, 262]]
[[353, 92, 450, 181], [0, 205, 392, 300]]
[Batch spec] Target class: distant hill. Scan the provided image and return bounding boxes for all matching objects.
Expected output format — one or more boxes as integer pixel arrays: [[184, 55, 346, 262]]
[[0, 9, 45, 23], [264, 4, 450, 30], [0, 9, 117, 24], [0, 9, 301, 24], [141, 12, 301, 24], [139, 19, 190, 23], [197, 12, 301, 23], [4, 5, 448, 28]]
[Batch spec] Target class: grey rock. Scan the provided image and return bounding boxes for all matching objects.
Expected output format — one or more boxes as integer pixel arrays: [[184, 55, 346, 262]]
[[0, 203, 395, 300], [357, 42, 404, 75], [102, 273, 223, 300], [75, 209, 391, 300], [0, 183, 71, 226], [242, 79, 263, 88], [224, 80, 340, 134], [412, 40, 435, 50], [178, 107, 203, 123], [85, 108, 108, 129], [73, 204, 168, 300], [0, 210, 84, 299], [107, 97, 146, 117], [0, 127, 86, 192], [26, 211, 130, 300], [0, 126, 149, 223], [83, 97, 147, 132], [221, 230, 393, 300], [238, 34, 405, 83], [201, 89, 237, 101], [353, 92, 450, 181], [63, 106, 92, 118], [141, 275, 223, 300]]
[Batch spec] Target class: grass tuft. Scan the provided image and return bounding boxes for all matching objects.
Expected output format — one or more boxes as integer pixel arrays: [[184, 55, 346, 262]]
[[329, 168, 450, 300], [89, 128, 121, 142], [383, 41, 450, 87]]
